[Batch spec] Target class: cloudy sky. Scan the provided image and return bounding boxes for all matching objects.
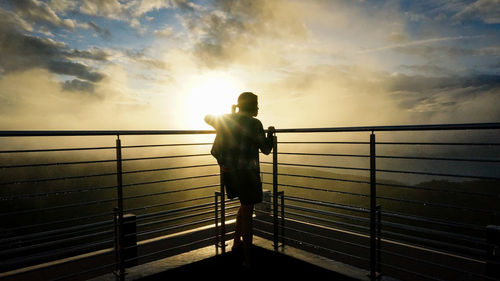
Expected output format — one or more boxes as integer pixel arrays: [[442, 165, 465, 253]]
[[0, 0, 499, 130]]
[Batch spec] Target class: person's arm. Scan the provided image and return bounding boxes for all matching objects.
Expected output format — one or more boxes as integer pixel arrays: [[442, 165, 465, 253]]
[[256, 121, 274, 155], [204, 114, 217, 129]]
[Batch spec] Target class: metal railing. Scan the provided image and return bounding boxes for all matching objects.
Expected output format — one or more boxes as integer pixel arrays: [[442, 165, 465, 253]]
[[256, 123, 500, 281], [0, 123, 499, 281]]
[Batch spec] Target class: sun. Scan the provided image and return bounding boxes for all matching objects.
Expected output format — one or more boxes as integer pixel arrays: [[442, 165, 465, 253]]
[[185, 72, 243, 128]]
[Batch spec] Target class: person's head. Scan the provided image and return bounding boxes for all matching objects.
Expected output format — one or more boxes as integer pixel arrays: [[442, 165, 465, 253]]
[[237, 92, 258, 116]]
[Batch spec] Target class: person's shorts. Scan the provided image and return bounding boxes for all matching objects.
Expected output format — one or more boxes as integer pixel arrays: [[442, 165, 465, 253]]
[[223, 169, 262, 205]]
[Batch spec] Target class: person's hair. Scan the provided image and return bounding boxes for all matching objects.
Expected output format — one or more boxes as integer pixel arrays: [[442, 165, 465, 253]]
[[237, 92, 258, 113]]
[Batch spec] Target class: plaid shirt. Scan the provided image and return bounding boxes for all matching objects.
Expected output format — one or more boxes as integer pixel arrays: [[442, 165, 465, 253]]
[[206, 113, 273, 171]]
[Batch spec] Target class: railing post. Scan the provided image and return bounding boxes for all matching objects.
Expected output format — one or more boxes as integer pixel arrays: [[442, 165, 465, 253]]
[[115, 136, 125, 281], [279, 191, 285, 249], [370, 132, 378, 281], [219, 169, 226, 254], [272, 133, 279, 251], [486, 225, 500, 279], [376, 205, 382, 276]]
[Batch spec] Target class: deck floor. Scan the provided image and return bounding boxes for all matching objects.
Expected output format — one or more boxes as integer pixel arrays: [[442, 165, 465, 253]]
[[137, 245, 360, 280]]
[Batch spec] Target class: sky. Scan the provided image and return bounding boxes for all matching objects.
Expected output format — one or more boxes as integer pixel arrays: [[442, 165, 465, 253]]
[[0, 0, 499, 130]]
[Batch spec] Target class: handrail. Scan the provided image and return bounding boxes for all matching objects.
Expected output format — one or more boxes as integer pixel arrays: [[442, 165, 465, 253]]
[[1, 122, 500, 137]]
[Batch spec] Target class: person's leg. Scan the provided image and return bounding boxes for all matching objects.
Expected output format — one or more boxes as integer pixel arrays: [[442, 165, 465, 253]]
[[233, 204, 243, 249], [240, 203, 254, 266]]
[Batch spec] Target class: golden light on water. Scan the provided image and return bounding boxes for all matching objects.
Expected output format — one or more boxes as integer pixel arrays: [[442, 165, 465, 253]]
[[185, 72, 243, 128]]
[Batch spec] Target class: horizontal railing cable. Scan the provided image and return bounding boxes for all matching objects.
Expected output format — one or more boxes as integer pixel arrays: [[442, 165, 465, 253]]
[[121, 153, 211, 162], [376, 141, 500, 146], [380, 210, 486, 232], [0, 146, 115, 154], [0, 228, 113, 257], [376, 194, 497, 215], [380, 248, 498, 281], [0, 197, 116, 217], [3, 211, 114, 234], [277, 182, 369, 198], [284, 202, 369, 224], [261, 171, 371, 185], [377, 181, 499, 198], [1, 184, 117, 201], [278, 152, 369, 158], [134, 205, 239, 231], [380, 228, 487, 258], [377, 168, 500, 180], [278, 141, 369, 145], [0, 171, 117, 186], [126, 195, 216, 216], [0, 218, 113, 244], [122, 142, 212, 149], [279, 209, 370, 234], [0, 158, 116, 169], [277, 162, 370, 172], [284, 194, 370, 214], [121, 163, 218, 176], [123, 184, 218, 201], [1, 238, 113, 269], [122, 174, 219, 189], [376, 154, 500, 163]]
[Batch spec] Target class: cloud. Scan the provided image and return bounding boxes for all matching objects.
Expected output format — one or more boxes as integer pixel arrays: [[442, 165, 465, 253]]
[[86, 21, 112, 40], [77, 0, 195, 28], [453, 0, 500, 24], [154, 25, 174, 38], [360, 36, 481, 54], [124, 49, 169, 70], [398, 64, 452, 76], [48, 61, 104, 82], [62, 78, 96, 92], [257, 64, 500, 128], [179, 0, 308, 68], [0, 14, 108, 88], [7, 0, 76, 30], [79, 0, 124, 19], [0, 7, 34, 32]]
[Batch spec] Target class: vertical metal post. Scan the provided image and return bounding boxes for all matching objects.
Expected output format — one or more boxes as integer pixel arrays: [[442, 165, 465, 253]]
[[214, 191, 221, 255], [370, 132, 377, 281], [219, 169, 226, 254], [376, 205, 382, 276], [115, 136, 125, 281], [272, 134, 279, 251], [280, 191, 285, 249]]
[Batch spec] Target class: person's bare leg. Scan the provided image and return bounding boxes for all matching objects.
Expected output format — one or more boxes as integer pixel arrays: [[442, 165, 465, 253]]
[[240, 203, 254, 267], [233, 205, 243, 249]]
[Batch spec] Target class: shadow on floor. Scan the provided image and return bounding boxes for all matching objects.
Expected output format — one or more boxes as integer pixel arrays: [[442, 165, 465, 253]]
[[138, 245, 360, 280]]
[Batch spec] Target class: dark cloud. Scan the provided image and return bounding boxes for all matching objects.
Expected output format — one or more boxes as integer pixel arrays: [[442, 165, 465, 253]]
[[0, 10, 107, 90], [49, 61, 104, 82], [62, 79, 96, 92], [87, 21, 112, 40]]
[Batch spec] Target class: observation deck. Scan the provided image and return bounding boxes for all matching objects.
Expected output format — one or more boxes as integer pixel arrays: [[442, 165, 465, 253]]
[[0, 123, 499, 281]]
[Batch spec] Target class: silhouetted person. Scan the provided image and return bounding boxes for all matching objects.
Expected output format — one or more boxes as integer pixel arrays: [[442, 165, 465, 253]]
[[205, 92, 274, 268]]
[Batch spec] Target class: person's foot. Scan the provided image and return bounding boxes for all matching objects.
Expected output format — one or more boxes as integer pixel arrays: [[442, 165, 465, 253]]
[[231, 240, 243, 251]]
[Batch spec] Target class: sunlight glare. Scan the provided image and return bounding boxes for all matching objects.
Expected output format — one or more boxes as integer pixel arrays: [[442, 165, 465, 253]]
[[185, 72, 243, 128]]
